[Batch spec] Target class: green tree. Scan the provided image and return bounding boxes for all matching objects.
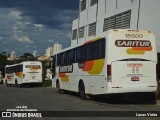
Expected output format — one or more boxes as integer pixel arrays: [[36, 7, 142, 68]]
[[0, 54, 8, 76], [0, 52, 8, 57], [20, 53, 37, 61]]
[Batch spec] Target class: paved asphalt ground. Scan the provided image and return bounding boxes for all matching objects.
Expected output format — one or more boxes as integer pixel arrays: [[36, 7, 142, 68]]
[[0, 84, 160, 120]]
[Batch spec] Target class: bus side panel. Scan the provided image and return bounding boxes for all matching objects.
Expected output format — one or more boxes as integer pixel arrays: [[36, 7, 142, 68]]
[[54, 62, 107, 95], [17, 77, 23, 85], [88, 76, 106, 95]]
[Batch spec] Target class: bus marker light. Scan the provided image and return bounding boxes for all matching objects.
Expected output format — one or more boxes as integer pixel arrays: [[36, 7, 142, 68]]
[[131, 77, 139, 81], [148, 86, 156, 87], [112, 87, 122, 88]]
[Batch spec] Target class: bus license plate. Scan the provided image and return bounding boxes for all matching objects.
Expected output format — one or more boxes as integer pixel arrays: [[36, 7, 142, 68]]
[[131, 77, 139, 81]]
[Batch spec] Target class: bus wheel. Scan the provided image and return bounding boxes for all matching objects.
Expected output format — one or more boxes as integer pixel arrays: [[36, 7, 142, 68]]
[[15, 80, 19, 88], [79, 82, 90, 100], [5, 80, 8, 86], [56, 80, 64, 94]]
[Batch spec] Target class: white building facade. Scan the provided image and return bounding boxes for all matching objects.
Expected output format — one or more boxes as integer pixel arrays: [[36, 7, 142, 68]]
[[45, 43, 62, 80], [46, 47, 53, 57], [46, 43, 62, 57], [33, 50, 37, 57], [10, 51, 16, 60], [53, 43, 62, 55], [71, 0, 160, 52]]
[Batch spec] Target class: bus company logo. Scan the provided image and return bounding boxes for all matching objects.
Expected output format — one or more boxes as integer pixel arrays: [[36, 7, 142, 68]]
[[115, 40, 153, 55], [59, 65, 73, 83], [115, 40, 151, 47], [25, 65, 41, 70], [25, 65, 40, 68], [59, 65, 73, 73]]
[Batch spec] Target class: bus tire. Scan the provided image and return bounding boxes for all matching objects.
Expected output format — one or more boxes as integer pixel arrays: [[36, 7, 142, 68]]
[[5, 80, 8, 86], [15, 79, 19, 88], [79, 81, 90, 100], [56, 80, 64, 94]]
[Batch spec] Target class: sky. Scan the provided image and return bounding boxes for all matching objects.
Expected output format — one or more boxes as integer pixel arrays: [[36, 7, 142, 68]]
[[0, 0, 79, 55]]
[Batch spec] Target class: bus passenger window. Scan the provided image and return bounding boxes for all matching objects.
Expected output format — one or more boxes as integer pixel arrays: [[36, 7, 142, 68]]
[[76, 47, 82, 62], [82, 46, 86, 61], [58, 54, 62, 66], [93, 42, 99, 60], [99, 39, 105, 58], [86, 44, 93, 61], [70, 49, 75, 64]]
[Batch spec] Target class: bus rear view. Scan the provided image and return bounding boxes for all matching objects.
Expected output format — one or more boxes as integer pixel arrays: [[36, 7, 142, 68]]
[[106, 29, 157, 95], [23, 61, 42, 84]]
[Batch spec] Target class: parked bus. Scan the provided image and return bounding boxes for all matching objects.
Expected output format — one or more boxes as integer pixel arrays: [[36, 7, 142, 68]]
[[52, 29, 157, 100], [5, 61, 42, 87]]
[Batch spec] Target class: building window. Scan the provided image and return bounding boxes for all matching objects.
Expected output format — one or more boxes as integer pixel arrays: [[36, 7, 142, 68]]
[[88, 22, 96, 36], [103, 10, 131, 31], [115, 10, 131, 29], [79, 26, 85, 38], [72, 29, 77, 40], [103, 16, 116, 32], [81, 0, 86, 12], [90, 0, 98, 6]]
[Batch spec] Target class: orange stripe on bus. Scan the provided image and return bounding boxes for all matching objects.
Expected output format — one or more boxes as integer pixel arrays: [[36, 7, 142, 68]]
[[82, 61, 94, 71], [59, 73, 66, 77], [132, 46, 152, 51]]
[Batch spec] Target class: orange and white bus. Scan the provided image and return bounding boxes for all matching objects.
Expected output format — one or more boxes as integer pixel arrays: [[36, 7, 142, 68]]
[[5, 61, 42, 87], [52, 29, 157, 100]]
